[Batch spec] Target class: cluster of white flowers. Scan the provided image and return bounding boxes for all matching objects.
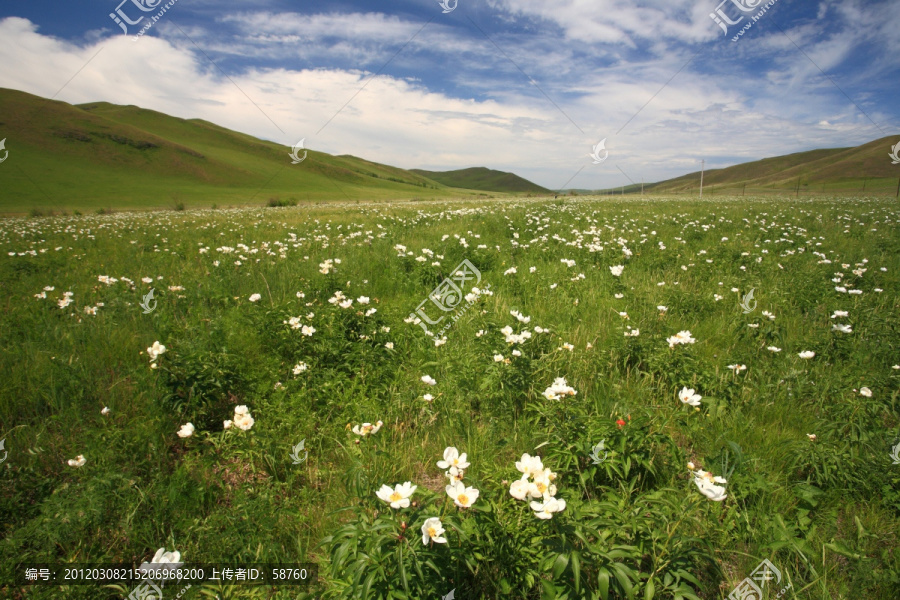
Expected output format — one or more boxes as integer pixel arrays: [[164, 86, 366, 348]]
[[666, 330, 696, 349], [224, 405, 254, 431], [510, 453, 566, 519], [58, 291, 74, 309], [500, 325, 532, 345], [318, 258, 340, 274], [542, 377, 577, 401]]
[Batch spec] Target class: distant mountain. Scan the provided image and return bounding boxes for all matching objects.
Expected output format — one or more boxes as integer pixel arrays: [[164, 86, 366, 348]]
[[643, 136, 900, 194], [0, 88, 513, 212], [411, 167, 550, 194]]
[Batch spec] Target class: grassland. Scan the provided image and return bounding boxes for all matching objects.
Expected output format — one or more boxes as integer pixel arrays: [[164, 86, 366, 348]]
[[1, 195, 898, 599]]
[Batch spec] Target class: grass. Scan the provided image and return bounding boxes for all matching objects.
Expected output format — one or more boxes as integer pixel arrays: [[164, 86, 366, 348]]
[[0, 195, 898, 599]]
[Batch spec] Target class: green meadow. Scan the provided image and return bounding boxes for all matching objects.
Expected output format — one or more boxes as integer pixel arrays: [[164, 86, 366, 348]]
[[1, 195, 898, 599]]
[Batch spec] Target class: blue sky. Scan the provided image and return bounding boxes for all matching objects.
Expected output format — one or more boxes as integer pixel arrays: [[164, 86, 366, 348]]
[[1, 0, 898, 189]]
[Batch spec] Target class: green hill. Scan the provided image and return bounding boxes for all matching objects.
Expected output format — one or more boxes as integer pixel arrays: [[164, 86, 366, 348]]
[[642, 136, 900, 195], [410, 167, 550, 194], [0, 88, 504, 213]]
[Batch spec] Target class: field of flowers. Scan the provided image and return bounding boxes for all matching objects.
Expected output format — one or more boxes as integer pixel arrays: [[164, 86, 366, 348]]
[[1, 195, 899, 599]]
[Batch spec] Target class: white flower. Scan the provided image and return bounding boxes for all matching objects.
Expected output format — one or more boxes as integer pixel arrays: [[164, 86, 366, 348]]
[[293, 362, 308, 375], [543, 377, 577, 400], [727, 364, 747, 372], [504, 267, 517, 275], [446, 480, 479, 508], [101, 406, 110, 415], [249, 293, 262, 302], [233, 406, 254, 431], [657, 306, 668, 313], [806, 434, 817, 441], [493, 354, 505, 362], [529, 266, 537, 273], [530, 496, 567, 519], [437, 447, 470, 470], [678, 387, 702, 406], [147, 341, 166, 361], [423, 393, 434, 402], [693, 469, 727, 502], [139, 548, 182, 578], [301, 325, 316, 336], [832, 324, 852, 333], [385, 342, 394, 350], [352, 421, 384, 436], [67, 455, 86, 468], [177, 423, 195, 438], [859, 387, 872, 397], [421, 517, 447, 545], [830, 310, 849, 318], [421, 375, 436, 386], [666, 330, 696, 349], [515, 453, 545, 476], [767, 346, 781, 353], [609, 265, 624, 277], [357, 296, 370, 304], [509, 478, 531, 500], [614, 293, 624, 299], [798, 351, 815, 359], [223, 420, 233, 429], [376, 482, 417, 509]]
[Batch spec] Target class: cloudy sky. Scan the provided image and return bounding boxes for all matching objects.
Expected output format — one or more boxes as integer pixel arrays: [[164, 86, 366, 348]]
[[1, 0, 898, 190]]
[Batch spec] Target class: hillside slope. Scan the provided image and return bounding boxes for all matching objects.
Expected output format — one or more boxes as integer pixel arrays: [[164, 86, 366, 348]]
[[411, 167, 550, 194]]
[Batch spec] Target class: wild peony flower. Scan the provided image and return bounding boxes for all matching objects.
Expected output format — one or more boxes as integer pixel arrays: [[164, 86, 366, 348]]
[[509, 478, 531, 500], [515, 453, 544, 477], [530, 496, 567, 519], [421, 517, 447, 545], [446, 480, 479, 508], [767, 346, 781, 353], [806, 433, 817, 441], [249, 293, 262, 302], [301, 325, 316, 336], [177, 423, 195, 438], [666, 330, 696, 349], [376, 482, 417, 509], [693, 469, 727, 501], [233, 406, 254, 431], [67, 455, 86, 468], [421, 375, 437, 386], [147, 341, 166, 361], [352, 421, 383, 436], [678, 387, 702, 406], [437, 447, 470, 470], [293, 362, 308, 375], [727, 364, 747, 373], [832, 324, 852, 333], [859, 387, 872, 397], [101, 406, 110, 415], [139, 547, 182, 579], [609, 265, 624, 277], [542, 377, 577, 401], [798, 351, 815, 359]]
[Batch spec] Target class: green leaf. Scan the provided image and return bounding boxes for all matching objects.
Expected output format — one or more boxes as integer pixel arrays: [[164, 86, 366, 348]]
[[643, 577, 655, 600], [571, 551, 581, 593], [598, 569, 610, 600], [552, 553, 570, 578]]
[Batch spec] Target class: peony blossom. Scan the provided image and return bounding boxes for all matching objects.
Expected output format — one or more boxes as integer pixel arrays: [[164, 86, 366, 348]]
[[530, 496, 567, 519], [421, 375, 436, 386], [421, 517, 447, 545], [67, 455, 86, 468], [678, 387, 702, 406], [437, 447, 470, 470], [509, 478, 531, 500], [376, 482, 417, 509], [352, 421, 383, 436], [609, 265, 624, 277], [798, 351, 815, 359], [446, 480, 479, 508], [233, 406, 254, 431], [693, 469, 727, 502], [249, 293, 261, 302], [177, 423, 195, 438]]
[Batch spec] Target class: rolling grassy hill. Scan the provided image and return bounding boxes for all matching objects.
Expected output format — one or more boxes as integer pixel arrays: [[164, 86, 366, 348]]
[[641, 136, 900, 196], [410, 166, 550, 194], [0, 88, 530, 213]]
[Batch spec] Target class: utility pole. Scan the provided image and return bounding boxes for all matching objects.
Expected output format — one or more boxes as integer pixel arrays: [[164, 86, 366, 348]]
[[699, 160, 705, 199], [896, 177, 899, 199]]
